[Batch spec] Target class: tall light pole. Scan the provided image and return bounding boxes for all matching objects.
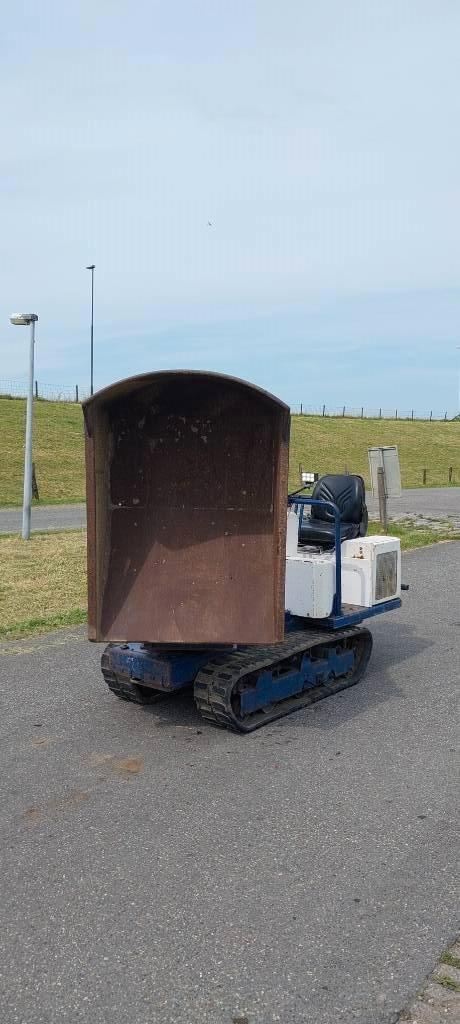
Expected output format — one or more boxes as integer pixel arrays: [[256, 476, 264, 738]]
[[10, 313, 38, 540], [86, 264, 95, 395], [457, 346, 460, 415]]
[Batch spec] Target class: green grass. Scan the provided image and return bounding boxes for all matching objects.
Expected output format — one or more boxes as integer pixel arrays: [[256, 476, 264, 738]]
[[289, 414, 459, 490], [368, 520, 460, 549], [0, 398, 85, 504], [440, 952, 460, 971], [0, 530, 87, 638], [0, 609, 87, 641], [1, 398, 459, 505], [434, 974, 460, 993]]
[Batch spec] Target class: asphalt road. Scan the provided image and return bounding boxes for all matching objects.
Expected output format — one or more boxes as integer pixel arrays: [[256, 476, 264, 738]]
[[0, 543, 458, 1024], [0, 503, 86, 534], [0, 488, 459, 534], [366, 487, 460, 528]]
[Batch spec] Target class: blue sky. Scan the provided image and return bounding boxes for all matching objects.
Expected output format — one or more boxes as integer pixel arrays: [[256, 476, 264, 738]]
[[1, 1, 459, 412]]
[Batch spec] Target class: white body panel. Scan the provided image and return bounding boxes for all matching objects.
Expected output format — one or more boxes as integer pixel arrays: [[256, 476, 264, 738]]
[[341, 536, 401, 607], [285, 509, 335, 617], [285, 509, 401, 618], [285, 553, 335, 618]]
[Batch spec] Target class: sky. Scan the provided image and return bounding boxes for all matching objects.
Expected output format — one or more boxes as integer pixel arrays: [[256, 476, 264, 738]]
[[1, 0, 459, 413]]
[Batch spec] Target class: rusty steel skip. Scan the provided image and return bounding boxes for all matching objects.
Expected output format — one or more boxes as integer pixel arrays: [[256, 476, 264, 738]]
[[83, 371, 290, 645]]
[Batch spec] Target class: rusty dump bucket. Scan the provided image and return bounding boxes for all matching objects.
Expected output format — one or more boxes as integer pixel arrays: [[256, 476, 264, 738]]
[[83, 371, 290, 644]]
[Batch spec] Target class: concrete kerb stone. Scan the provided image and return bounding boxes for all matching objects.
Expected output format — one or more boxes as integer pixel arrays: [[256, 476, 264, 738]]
[[397, 938, 460, 1022]]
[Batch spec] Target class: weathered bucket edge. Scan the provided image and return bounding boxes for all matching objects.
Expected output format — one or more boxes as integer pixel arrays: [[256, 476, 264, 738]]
[[82, 369, 289, 429]]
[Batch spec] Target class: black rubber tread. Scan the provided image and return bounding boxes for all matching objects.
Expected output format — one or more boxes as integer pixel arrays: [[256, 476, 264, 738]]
[[101, 648, 165, 705], [193, 627, 372, 733]]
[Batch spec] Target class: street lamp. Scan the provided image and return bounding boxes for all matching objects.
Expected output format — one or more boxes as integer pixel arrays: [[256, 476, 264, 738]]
[[9, 313, 38, 540], [457, 346, 460, 415], [86, 264, 95, 396]]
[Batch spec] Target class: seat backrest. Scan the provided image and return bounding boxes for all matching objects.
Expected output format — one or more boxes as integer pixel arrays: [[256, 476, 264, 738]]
[[311, 474, 365, 524]]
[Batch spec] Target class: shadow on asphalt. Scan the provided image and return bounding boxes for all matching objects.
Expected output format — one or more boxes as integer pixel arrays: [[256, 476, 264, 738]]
[[372, 619, 434, 664], [370, 614, 432, 655]]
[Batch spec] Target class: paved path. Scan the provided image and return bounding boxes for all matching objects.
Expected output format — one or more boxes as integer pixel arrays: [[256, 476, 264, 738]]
[[0, 503, 86, 534], [0, 542, 458, 1024], [1, 489, 459, 535], [367, 487, 460, 528]]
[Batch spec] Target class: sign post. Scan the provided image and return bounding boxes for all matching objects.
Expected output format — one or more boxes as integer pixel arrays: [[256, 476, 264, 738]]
[[368, 446, 402, 532], [377, 467, 388, 532]]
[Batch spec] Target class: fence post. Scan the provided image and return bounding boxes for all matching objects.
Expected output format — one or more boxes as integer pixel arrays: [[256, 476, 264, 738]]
[[377, 467, 387, 533], [322, 404, 326, 417], [379, 408, 382, 419], [361, 407, 364, 418], [395, 409, 398, 419], [423, 468, 427, 485], [342, 406, 345, 417], [449, 467, 453, 483], [75, 384, 79, 403], [411, 410, 414, 420], [444, 411, 447, 421], [35, 380, 38, 399], [430, 411, 432, 421]]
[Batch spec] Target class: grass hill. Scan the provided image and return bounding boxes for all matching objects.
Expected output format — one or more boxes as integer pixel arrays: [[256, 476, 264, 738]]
[[0, 397, 458, 505], [289, 414, 459, 491], [0, 398, 85, 504]]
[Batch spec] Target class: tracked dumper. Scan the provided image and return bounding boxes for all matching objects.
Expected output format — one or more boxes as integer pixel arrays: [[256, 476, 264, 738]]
[[84, 371, 401, 732]]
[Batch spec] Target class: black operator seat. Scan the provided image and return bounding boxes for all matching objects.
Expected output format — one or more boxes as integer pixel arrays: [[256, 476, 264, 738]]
[[298, 474, 368, 548]]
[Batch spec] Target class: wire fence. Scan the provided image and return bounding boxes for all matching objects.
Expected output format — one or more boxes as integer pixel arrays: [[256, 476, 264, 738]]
[[0, 378, 91, 403], [0, 378, 458, 420], [292, 402, 459, 421]]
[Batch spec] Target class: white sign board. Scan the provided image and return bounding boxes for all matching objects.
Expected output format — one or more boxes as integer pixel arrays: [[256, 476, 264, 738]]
[[368, 446, 402, 498]]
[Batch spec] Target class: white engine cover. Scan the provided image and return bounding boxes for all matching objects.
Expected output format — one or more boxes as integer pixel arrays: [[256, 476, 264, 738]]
[[341, 536, 401, 607], [285, 553, 335, 618], [284, 509, 401, 618]]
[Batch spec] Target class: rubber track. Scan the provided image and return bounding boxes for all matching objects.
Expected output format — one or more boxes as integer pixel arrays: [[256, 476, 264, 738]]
[[193, 627, 372, 732], [101, 650, 165, 705]]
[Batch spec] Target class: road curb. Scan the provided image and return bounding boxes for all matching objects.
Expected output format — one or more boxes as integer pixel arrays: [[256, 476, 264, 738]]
[[396, 938, 460, 1021]]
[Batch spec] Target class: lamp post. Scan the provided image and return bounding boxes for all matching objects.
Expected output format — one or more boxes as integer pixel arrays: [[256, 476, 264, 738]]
[[86, 264, 95, 395], [457, 346, 460, 415], [9, 313, 38, 540]]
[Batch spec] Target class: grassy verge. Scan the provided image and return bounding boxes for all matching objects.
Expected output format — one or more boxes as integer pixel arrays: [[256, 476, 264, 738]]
[[0, 497, 86, 509], [0, 610, 87, 641], [0, 530, 87, 640], [0, 522, 459, 641], [368, 520, 460, 549]]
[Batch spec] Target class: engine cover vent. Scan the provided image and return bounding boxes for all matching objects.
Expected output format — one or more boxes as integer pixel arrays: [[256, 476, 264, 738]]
[[375, 551, 398, 601]]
